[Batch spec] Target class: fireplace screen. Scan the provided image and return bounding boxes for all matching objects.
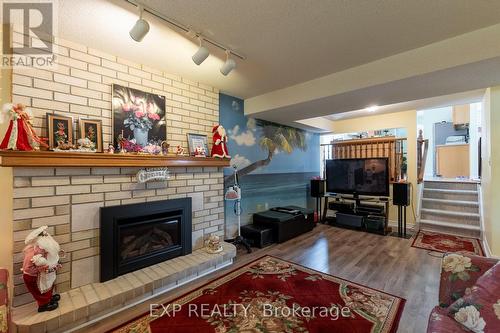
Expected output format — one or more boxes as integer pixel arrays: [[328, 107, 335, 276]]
[[119, 217, 180, 263], [100, 198, 192, 282]]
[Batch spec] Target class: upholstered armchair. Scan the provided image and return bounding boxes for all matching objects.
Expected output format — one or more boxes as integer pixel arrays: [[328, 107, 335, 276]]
[[427, 252, 499, 332]]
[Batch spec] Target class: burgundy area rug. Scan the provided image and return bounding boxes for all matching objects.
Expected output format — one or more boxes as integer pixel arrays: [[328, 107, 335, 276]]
[[412, 230, 484, 256], [112, 256, 406, 333]]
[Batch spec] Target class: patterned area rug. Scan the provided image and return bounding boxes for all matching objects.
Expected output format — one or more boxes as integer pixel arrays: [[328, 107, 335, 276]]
[[112, 256, 405, 333], [411, 230, 484, 256]]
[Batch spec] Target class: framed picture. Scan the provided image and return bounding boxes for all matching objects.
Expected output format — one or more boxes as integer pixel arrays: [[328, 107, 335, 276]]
[[112, 84, 166, 149], [187, 133, 209, 156], [46, 114, 73, 150], [79, 119, 103, 152]]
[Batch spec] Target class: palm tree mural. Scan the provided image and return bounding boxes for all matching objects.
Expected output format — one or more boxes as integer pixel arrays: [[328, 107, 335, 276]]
[[227, 120, 307, 182]]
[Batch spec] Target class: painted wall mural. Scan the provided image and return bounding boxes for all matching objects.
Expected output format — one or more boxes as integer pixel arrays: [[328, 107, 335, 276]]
[[219, 93, 320, 236]]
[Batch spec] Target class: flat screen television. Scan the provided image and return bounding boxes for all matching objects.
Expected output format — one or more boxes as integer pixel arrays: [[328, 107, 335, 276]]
[[326, 158, 389, 197]]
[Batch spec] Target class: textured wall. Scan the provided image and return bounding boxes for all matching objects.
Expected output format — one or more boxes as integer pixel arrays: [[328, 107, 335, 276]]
[[11, 36, 219, 149]]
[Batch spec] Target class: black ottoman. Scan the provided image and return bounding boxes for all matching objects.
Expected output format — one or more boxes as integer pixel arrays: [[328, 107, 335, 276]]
[[241, 224, 274, 248], [253, 206, 314, 243]]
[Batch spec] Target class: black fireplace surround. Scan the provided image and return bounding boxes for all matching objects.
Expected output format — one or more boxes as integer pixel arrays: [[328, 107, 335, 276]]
[[100, 198, 192, 282]]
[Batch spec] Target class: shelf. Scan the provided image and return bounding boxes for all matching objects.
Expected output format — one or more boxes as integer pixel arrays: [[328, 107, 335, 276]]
[[0, 150, 231, 168]]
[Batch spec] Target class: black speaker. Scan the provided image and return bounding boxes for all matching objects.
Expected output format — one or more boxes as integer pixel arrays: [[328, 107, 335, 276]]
[[393, 183, 410, 206], [310, 179, 325, 197]]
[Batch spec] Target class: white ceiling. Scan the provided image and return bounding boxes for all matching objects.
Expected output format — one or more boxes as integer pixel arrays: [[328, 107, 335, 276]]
[[57, 0, 500, 100]]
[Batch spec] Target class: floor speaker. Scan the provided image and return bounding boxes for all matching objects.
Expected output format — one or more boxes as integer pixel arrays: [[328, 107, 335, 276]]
[[393, 182, 410, 206], [310, 179, 325, 197]]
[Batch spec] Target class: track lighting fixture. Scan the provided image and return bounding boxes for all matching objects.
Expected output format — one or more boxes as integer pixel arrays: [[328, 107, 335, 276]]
[[220, 50, 236, 76], [129, 5, 150, 42], [192, 37, 209, 65]]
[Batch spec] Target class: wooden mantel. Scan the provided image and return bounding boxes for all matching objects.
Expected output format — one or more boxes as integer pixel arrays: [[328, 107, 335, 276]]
[[0, 150, 231, 168]]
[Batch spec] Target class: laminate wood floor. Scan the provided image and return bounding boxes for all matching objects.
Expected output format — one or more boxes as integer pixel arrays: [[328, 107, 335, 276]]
[[78, 224, 441, 333]]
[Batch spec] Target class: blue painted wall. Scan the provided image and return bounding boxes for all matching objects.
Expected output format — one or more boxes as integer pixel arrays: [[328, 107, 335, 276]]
[[219, 93, 320, 236]]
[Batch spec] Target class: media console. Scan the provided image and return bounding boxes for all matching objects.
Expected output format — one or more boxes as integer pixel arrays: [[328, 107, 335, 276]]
[[322, 194, 391, 235]]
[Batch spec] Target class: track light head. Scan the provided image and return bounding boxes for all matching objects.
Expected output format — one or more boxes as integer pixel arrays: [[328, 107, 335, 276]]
[[129, 5, 150, 42], [192, 38, 209, 65], [220, 50, 236, 76]]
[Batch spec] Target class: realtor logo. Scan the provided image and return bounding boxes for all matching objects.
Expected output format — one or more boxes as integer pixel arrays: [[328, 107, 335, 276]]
[[1, 1, 56, 67]]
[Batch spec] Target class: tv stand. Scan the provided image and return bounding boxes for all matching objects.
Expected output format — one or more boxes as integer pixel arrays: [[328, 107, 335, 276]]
[[322, 194, 391, 235]]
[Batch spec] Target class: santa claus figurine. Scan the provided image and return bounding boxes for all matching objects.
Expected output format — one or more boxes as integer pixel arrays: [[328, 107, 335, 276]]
[[22, 226, 63, 312], [211, 124, 230, 158], [0, 103, 47, 151]]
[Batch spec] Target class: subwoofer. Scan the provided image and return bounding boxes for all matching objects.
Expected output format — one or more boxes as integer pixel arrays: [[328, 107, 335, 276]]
[[310, 179, 325, 197], [393, 182, 410, 206]]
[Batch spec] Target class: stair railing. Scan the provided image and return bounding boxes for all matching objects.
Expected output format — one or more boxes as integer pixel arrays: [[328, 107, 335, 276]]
[[417, 129, 429, 184], [415, 129, 429, 232]]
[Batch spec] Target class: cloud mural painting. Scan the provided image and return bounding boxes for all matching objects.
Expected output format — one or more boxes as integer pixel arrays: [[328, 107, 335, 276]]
[[219, 93, 320, 235]]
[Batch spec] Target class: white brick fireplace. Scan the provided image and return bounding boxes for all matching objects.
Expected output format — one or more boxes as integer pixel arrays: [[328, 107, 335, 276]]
[[11, 166, 226, 307]]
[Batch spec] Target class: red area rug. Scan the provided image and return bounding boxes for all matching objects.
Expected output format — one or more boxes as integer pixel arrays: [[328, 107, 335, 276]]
[[411, 230, 484, 256], [113, 256, 405, 333]]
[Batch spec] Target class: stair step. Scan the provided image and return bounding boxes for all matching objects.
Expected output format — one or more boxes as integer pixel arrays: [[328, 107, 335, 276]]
[[421, 198, 479, 213], [421, 208, 480, 226], [423, 188, 478, 195], [419, 219, 481, 231], [422, 188, 478, 201], [420, 208, 480, 218], [418, 219, 481, 238], [423, 181, 478, 191], [421, 198, 478, 206]]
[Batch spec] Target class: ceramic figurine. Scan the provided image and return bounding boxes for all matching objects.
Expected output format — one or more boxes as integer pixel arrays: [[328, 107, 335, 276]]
[[194, 146, 206, 157], [204, 234, 223, 254], [22, 226, 64, 312], [106, 144, 115, 154], [211, 124, 230, 158], [175, 145, 185, 156]]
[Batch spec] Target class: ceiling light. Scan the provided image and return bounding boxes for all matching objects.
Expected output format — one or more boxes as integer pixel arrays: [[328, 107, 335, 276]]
[[192, 37, 209, 65], [366, 105, 379, 112], [220, 50, 236, 76], [129, 5, 150, 42]]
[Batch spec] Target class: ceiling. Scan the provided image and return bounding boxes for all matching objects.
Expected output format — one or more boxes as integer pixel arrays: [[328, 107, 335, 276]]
[[57, 0, 500, 99]]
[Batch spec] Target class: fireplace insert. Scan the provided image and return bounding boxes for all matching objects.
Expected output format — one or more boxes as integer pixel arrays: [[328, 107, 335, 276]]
[[100, 198, 192, 282]]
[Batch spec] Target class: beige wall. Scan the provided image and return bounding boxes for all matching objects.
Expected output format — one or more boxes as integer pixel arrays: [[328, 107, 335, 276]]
[[329, 110, 418, 225], [481, 87, 500, 256], [0, 56, 14, 305]]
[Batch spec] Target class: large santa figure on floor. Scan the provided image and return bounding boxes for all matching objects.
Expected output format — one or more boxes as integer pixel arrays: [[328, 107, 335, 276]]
[[211, 124, 230, 158], [22, 226, 63, 312]]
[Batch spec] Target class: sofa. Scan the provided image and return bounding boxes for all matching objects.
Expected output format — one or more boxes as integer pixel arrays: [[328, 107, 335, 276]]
[[427, 252, 500, 332]]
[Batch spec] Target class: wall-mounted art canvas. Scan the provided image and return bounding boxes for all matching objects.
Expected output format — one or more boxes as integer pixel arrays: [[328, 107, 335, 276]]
[[112, 84, 166, 148]]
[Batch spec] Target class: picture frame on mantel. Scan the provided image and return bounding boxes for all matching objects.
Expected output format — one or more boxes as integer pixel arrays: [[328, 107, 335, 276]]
[[79, 119, 103, 152], [46, 114, 73, 150], [187, 133, 209, 156], [111, 84, 166, 149]]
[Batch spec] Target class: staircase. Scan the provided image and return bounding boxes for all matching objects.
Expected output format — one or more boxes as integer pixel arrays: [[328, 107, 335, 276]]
[[419, 180, 481, 238]]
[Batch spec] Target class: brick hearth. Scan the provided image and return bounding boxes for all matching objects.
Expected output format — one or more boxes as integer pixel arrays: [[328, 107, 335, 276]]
[[12, 242, 236, 333]]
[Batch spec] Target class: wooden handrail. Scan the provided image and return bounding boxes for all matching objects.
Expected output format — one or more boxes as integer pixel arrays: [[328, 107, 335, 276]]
[[417, 129, 429, 183]]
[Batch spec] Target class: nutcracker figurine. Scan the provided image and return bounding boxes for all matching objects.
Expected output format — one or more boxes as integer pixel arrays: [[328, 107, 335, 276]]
[[0, 103, 47, 150]]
